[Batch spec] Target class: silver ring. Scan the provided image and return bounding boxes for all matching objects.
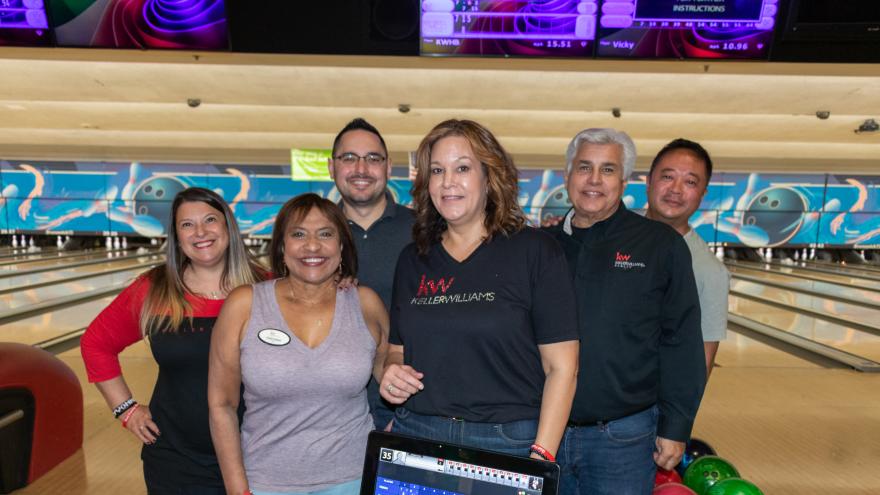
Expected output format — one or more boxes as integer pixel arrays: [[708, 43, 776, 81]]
[[387, 384, 394, 393]]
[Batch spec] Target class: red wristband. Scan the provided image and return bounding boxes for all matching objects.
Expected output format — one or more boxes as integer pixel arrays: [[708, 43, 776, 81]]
[[242, 491, 253, 495], [121, 403, 140, 428], [530, 443, 555, 462]]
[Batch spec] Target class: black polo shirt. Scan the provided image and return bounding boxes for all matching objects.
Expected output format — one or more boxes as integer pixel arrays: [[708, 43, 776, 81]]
[[342, 191, 415, 425], [343, 191, 415, 309], [547, 203, 706, 442]]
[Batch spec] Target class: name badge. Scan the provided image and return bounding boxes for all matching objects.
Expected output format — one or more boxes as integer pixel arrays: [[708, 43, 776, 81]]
[[257, 328, 291, 346]]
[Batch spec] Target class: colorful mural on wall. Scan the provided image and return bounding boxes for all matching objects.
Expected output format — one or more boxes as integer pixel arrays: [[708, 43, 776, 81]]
[[2, 159, 879, 248]]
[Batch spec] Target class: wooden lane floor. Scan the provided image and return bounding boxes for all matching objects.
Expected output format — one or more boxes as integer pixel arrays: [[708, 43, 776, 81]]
[[0, 264, 150, 312], [729, 262, 880, 292], [729, 296, 880, 363], [695, 332, 880, 494], [0, 253, 159, 293]]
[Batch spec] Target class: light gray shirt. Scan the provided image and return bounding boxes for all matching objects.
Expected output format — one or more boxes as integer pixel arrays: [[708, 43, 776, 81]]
[[684, 229, 730, 342], [239, 281, 375, 492]]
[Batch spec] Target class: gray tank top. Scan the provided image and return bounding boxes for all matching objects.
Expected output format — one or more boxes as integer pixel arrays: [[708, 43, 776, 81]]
[[240, 280, 376, 493]]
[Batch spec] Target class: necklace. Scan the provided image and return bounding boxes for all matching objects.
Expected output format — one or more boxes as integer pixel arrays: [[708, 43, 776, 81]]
[[183, 270, 224, 300], [285, 278, 327, 330]]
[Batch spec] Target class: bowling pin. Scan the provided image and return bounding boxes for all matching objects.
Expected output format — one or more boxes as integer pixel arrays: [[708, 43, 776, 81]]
[[809, 248, 816, 260], [122, 237, 128, 249], [28, 236, 34, 248], [11, 235, 18, 248], [106, 236, 113, 249], [715, 246, 724, 260], [56, 236, 63, 249], [793, 250, 800, 261], [150, 238, 158, 246], [113, 236, 121, 249], [860, 250, 866, 260], [765, 248, 773, 262]]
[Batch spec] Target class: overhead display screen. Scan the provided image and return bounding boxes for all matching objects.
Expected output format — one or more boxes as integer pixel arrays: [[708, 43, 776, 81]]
[[0, 0, 51, 46], [420, 0, 596, 57], [596, 0, 778, 59], [50, 0, 229, 50]]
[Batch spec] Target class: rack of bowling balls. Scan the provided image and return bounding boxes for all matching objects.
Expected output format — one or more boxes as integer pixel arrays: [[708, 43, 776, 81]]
[[653, 438, 765, 495]]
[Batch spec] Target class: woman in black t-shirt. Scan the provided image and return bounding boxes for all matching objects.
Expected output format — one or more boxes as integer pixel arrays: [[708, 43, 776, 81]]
[[379, 119, 580, 461]]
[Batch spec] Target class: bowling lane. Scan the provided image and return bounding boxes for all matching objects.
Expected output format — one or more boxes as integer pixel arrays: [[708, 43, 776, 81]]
[[728, 261, 880, 292], [728, 264, 880, 306], [731, 278, 880, 331], [0, 253, 162, 292], [1, 296, 115, 345], [0, 249, 149, 276], [0, 263, 155, 311], [0, 248, 121, 267], [803, 260, 880, 276], [729, 296, 880, 362]]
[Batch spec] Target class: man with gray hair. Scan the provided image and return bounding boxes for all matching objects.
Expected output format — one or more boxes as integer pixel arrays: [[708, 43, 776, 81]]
[[546, 128, 706, 495]]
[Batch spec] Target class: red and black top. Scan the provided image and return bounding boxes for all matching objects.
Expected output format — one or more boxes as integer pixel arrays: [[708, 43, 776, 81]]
[[81, 273, 229, 488]]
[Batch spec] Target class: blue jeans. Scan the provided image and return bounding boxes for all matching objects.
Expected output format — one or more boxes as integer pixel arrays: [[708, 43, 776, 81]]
[[252, 479, 360, 495], [557, 406, 659, 495], [392, 407, 537, 457]]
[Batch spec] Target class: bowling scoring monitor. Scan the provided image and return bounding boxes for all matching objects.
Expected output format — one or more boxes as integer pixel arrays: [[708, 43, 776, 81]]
[[420, 0, 596, 57], [0, 0, 51, 46], [596, 0, 779, 59], [361, 432, 559, 495]]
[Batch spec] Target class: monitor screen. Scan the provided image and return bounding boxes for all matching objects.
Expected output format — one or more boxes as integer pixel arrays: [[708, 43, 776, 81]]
[[420, 0, 596, 57], [50, 0, 229, 50], [596, 0, 778, 59], [362, 432, 558, 495], [0, 0, 51, 46]]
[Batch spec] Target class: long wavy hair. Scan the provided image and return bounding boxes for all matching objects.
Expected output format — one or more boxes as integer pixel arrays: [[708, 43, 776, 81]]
[[411, 119, 527, 255], [269, 193, 358, 281], [140, 187, 263, 336]]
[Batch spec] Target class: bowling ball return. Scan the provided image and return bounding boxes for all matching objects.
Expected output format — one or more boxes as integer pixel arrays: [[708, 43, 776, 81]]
[[0, 343, 82, 493]]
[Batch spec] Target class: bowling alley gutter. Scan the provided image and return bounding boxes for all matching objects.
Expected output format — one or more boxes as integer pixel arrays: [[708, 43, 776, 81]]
[[728, 314, 880, 372]]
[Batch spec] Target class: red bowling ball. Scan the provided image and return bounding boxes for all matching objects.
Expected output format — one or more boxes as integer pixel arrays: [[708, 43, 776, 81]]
[[654, 482, 698, 494], [656, 468, 684, 486]]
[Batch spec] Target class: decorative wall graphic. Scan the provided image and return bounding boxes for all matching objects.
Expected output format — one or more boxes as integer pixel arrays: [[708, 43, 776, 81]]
[[2, 159, 880, 247]]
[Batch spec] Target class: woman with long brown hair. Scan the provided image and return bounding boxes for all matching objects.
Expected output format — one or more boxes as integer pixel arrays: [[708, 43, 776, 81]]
[[380, 119, 580, 460], [81, 187, 264, 494]]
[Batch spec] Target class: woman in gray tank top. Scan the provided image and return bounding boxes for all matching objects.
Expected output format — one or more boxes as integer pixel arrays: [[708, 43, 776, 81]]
[[209, 194, 389, 495]]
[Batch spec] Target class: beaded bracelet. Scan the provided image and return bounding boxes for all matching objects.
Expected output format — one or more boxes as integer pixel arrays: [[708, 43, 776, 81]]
[[112, 398, 137, 418]]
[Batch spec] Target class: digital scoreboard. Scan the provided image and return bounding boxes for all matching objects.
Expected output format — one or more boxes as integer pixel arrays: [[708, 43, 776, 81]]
[[596, 0, 779, 59], [421, 0, 596, 57], [0, 0, 51, 46]]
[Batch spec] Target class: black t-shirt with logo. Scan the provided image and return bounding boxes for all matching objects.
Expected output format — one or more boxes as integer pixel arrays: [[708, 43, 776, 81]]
[[389, 227, 579, 423]]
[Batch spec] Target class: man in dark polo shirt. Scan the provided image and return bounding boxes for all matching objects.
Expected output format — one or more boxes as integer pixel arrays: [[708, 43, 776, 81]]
[[328, 118, 415, 429], [548, 128, 706, 495]]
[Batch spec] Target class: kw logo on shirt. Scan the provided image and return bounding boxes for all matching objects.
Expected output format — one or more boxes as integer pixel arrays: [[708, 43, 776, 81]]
[[411, 274, 495, 305], [613, 251, 646, 270]]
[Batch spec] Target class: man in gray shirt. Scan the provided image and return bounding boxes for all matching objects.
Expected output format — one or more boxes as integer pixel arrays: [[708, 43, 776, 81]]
[[646, 138, 729, 377], [328, 118, 415, 427]]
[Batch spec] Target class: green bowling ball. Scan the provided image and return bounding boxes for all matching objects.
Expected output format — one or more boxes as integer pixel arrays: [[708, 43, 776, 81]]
[[706, 478, 764, 495], [683, 456, 740, 495]]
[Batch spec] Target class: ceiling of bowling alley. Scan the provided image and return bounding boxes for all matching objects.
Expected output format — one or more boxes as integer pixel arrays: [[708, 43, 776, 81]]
[[0, 47, 878, 173]]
